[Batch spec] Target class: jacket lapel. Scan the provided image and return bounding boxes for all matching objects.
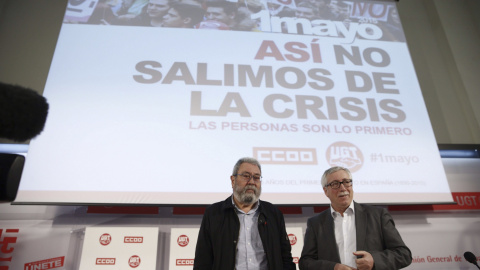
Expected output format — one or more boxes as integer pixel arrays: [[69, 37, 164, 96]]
[[323, 210, 341, 262], [355, 202, 367, 251]]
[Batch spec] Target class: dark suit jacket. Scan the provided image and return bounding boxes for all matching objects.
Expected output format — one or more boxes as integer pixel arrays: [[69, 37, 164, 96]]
[[299, 202, 412, 270]]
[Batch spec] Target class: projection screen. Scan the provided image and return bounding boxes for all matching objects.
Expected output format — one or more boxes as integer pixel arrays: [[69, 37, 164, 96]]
[[15, 0, 454, 205]]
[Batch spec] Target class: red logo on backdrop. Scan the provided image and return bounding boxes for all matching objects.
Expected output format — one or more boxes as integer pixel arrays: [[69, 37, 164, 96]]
[[288, 234, 297, 245], [326, 141, 364, 173], [96, 258, 116, 265], [389, 192, 480, 211], [99, 233, 112, 245], [436, 192, 480, 210], [177, 235, 189, 247], [124, 236, 143, 243], [293, 257, 299, 264], [0, 228, 19, 269], [176, 259, 194, 266], [128, 255, 141, 268], [24, 256, 65, 270]]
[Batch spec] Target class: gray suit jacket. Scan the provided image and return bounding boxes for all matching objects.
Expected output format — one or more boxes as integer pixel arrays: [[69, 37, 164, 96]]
[[299, 202, 412, 270]]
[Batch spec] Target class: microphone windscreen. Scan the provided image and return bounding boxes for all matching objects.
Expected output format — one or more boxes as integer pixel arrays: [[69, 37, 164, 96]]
[[464, 251, 478, 264], [0, 82, 49, 142]]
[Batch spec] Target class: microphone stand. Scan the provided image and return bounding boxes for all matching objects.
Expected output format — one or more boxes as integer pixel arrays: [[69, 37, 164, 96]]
[[469, 260, 480, 269]]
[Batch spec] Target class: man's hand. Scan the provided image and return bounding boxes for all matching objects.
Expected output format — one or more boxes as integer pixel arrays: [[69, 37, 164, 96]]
[[354, 251, 374, 270], [334, 263, 357, 270]]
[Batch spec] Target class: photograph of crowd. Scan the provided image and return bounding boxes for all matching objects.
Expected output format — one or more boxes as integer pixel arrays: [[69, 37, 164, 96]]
[[64, 0, 405, 41]]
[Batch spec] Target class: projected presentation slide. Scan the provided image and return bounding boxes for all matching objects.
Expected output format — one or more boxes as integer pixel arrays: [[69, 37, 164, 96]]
[[16, 0, 453, 205]]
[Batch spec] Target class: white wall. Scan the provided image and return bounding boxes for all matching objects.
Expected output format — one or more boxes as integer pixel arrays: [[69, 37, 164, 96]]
[[397, 0, 480, 143]]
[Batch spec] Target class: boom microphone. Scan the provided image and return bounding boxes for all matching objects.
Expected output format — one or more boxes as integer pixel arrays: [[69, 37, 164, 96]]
[[0, 82, 49, 142], [464, 251, 480, 269]]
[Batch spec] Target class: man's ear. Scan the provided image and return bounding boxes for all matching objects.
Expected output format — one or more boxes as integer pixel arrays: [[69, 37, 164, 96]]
[[230, 175, 235, 188]]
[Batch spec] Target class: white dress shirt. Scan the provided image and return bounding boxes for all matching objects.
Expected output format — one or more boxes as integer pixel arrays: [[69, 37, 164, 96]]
[[232, 197, 267, 270], [331, 203, 357, 268]]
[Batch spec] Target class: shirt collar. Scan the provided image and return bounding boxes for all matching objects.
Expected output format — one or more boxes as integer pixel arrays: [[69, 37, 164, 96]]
[[330, 202, 355, 218], [231, 194, 260, 214]]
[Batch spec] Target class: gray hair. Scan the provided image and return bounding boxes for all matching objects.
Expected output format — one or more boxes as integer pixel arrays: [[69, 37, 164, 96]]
[[321, 166, 352, 187], [232, 157, 261, 176]]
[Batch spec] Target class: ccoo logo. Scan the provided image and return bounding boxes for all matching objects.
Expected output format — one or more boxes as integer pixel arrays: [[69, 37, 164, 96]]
[[177, 235, 189, 247], [176, 259, 194, 266], [96, 258, 115, 265], [288, 234, 297, 245], [326, 141, 364, 172], [128, 255, 141, 268], [124, 236, 143, 243], [99, 233, 112, 246]]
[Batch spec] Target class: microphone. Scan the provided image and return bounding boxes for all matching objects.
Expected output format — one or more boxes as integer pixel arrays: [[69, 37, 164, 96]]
[[464, 251, 480, 269], [0, 82, 49, 142]]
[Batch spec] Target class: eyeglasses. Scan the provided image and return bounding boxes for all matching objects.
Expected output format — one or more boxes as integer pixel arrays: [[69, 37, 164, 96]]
[[325, 179, 353, 189], [233, 173, 262, 183]]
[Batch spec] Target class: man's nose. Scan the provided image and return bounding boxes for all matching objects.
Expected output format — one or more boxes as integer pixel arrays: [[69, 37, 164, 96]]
[[246, 178, 256, 184]]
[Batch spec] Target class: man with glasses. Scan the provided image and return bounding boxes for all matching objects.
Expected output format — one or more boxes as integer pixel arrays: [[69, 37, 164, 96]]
[[299, 166, 412, 270], [194, 157, 295, 270]]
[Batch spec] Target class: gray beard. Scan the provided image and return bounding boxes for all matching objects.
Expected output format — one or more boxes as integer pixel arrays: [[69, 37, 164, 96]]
[[233, 184, 261, 205]]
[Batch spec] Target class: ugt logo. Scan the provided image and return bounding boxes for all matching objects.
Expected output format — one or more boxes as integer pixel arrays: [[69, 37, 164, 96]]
[[288, 234, 297, 245], [177, 235, 189, 247], [99, 233, 112, 246], [326, 141, 364, 172], [128, 255, 141, 268]]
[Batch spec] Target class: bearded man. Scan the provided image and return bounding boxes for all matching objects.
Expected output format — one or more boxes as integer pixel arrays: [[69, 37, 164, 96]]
[[194, 157, 295, 270]]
